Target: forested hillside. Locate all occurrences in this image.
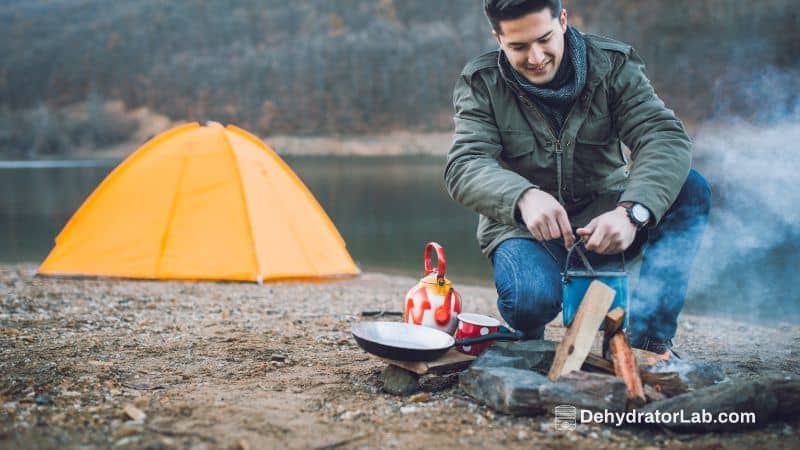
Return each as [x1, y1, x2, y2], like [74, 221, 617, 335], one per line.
[1, 0, 798, 158]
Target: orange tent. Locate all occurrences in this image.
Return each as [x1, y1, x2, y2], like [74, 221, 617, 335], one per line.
[38, 122, 359, 283]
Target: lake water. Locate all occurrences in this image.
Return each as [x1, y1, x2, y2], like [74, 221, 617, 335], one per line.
[0, 156, 492, 282]
[1, 156, 798, 324]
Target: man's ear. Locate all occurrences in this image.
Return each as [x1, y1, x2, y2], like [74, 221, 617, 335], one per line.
[492, 30, 502, 46]
[560, 9, 568, 32]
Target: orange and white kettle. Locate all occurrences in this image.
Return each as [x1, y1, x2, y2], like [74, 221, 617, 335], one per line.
[404, 242, 462, 335]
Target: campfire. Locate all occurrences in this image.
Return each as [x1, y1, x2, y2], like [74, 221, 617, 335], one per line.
[455, 281, 799, 431]
[361, 280, 799, 431]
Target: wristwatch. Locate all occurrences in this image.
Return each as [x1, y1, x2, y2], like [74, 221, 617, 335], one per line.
[622, 202, 651, 229]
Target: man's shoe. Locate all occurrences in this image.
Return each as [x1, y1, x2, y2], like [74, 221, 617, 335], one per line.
[631, 336, 681, 359]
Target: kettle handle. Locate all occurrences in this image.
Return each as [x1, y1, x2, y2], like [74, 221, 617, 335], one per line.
[423, 242, 447, 284]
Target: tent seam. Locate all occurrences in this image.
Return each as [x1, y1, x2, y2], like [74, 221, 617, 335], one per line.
[227, 126, 357, 274]
[155, 150, 190, 277]
[222, 129, 262, 282]
[53, 123, 199, 244]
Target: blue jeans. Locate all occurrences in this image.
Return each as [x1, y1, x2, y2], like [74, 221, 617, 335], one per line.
[491, 169, 711, 345]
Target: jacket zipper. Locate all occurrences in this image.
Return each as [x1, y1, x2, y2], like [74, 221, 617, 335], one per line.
[555, 140, 564, 204]
[518, 95, 578, 206]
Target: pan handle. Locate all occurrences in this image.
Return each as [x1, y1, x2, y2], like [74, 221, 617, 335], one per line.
[455, 329, 523, 346]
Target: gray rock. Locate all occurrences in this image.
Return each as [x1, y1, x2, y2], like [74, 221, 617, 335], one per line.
[492, 339, 557, 374]
[640, 373, 800, 432]
[381, 365, 419, 396]
[539, 371, 627, 412]
[459, 366, 549, 415]
[470, 350, 527, 370]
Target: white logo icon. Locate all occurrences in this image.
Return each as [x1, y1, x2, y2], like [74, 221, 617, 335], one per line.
[554, 405, 577, 431]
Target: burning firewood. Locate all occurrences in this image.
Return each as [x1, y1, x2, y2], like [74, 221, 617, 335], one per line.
[608, 331, 646, 408]
[639, 370, 689, 397]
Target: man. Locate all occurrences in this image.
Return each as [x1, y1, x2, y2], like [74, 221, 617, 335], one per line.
[444, 0, 711, 355]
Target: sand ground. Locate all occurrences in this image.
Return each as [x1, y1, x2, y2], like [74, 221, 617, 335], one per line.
[1, 263, 798, 449]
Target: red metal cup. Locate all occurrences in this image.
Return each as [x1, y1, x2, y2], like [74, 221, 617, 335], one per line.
[455, 313, 501, 356]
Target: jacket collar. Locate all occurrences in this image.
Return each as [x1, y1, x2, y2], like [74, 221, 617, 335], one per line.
[496, 33, 612, 98]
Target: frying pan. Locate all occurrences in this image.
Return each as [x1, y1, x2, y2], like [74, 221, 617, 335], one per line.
[351, 321, 523, 362]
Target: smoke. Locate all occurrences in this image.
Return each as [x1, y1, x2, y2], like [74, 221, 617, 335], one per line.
[685, 67, 800, 324]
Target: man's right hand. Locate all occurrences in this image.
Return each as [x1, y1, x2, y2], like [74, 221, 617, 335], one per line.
[517, 188, 575, 248]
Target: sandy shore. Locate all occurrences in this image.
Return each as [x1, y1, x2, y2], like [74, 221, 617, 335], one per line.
[1, 263, 798, 449]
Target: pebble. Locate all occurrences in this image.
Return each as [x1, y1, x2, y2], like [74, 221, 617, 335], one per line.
[34, 394, 53, 405]
[113, 420, 143, 438]
[400, 406, 418, 414]
[408, 392, 430, 403]
[340, 410, 363, 421]
[122, 404, 146, 421]
[113, 436, 142, 448]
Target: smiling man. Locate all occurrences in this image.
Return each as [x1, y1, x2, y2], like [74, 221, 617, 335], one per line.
[444, 0, 711, 355]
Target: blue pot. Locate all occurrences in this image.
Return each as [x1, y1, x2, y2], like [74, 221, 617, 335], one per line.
[561, 271, 629, 328]
[561, 243, 629, 328]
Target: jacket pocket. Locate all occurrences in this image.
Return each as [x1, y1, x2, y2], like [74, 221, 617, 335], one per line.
[576, 115, 612, 146]
[500, 131, 537, 158]
[574, 117, 626, 193]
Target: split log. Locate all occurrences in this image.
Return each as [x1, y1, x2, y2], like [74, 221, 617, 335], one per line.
[604, 307, 626, 336]
[548, 281, 615, 381]
[639, 371, 689, 397]
[608, 331, 646, 408]
[639, 359, 726, 397]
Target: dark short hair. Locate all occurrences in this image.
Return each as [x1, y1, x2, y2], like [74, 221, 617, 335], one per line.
[484, 0, 562, 34]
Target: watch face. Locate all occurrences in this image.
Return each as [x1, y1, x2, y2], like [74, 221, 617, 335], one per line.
[632, 204, 650, 223]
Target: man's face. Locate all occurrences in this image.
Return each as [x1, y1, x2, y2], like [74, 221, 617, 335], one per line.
[494, 8, 568, 85]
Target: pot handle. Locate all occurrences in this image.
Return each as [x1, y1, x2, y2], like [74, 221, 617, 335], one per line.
[423, 242, 447, 284]
[455, 329, 524, 346]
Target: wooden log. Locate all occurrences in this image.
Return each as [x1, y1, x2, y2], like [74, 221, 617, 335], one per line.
[639, 371, 689, 397]
[583, 352, 615, 374]
[602, 307, 626, 358]
[374, 349, 475, 375]
[548, 281, 615, 381]
[608, 331, 646, 408]
[639, 361, 726, 397]
[604, 307, 626, 336]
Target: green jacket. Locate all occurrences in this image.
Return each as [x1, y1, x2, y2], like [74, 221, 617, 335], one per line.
[444, 33, 691, 257]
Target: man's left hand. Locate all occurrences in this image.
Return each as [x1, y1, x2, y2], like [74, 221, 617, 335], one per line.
[575, 207, 638, 254]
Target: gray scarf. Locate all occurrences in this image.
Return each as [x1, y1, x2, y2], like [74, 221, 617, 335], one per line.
[505, 25, 587, 135]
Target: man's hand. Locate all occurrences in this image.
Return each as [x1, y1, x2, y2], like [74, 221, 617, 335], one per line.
[575, 207, 637, 254]
[517, 188, 575, 247]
